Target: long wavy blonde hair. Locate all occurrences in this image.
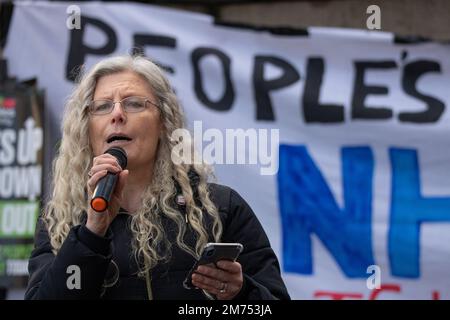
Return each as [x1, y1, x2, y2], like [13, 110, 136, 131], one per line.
[44, 55, 222, 276]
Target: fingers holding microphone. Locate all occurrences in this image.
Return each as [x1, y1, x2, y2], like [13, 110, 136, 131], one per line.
[86, 147, 128, 236]
[87, 154, 123, 194]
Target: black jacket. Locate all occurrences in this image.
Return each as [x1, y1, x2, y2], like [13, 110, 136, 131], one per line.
[25, 183, 290, 300]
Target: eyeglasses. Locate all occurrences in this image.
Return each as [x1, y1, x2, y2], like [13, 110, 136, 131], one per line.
[88, 96, 160, 115]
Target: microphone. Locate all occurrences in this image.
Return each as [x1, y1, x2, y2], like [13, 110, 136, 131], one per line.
[90, 147, 128, 212]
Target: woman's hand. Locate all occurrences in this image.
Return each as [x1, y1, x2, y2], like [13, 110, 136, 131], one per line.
[86, 153, 129, 236]
[191, 260, 243, 300]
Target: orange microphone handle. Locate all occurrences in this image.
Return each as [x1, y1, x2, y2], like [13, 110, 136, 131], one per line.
[91, 196, 108, 212]
[90, 172, 116, 212]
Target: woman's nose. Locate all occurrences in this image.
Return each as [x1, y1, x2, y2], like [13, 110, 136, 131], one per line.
[110, 102, 127, 123]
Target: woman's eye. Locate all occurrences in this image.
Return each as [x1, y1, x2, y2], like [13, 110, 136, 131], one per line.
[125, 100, 144, 109]
[96, 103, 111, 111]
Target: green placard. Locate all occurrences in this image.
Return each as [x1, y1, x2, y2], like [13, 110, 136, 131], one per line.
[0, 244, 34, 277]
[1, 79, 45, 285]
[0, 200, 39, 238]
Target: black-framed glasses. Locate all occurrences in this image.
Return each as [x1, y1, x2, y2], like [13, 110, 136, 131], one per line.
[88, 96, 160, 115]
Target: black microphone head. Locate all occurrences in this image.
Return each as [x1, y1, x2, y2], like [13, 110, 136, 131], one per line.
[106, 147, 127, 169]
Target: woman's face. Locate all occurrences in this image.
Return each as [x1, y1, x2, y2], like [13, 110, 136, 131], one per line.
[88, 70, 163, 170]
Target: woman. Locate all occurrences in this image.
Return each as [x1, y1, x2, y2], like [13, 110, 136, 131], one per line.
[25, 55, 290, 300]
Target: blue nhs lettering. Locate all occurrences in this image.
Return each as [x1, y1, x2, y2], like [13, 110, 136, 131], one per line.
[277, 145, 450, 278]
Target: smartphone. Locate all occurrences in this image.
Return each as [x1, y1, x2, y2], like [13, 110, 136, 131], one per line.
[183, 242, 244, 290]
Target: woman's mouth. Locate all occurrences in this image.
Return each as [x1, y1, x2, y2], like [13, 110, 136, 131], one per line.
[106, 135, 132, 144]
